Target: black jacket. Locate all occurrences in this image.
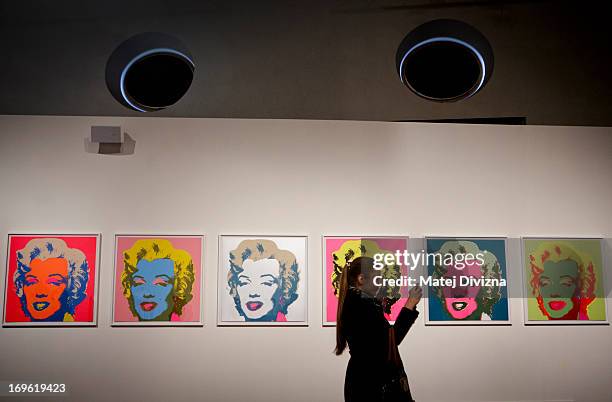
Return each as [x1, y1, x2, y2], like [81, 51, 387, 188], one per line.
[342, 287, 419, 402]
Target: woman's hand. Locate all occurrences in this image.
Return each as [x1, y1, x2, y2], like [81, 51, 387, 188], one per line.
[404, 286, 423, 310]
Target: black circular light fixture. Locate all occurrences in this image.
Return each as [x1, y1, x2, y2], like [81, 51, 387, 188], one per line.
[396, 19, 493, 102]
[106, 32, 195, 112]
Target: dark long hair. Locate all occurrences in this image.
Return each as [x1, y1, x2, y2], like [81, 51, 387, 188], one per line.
[334, 256, 375, 355]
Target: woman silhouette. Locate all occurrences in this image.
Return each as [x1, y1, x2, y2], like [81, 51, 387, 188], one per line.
[335, 256, 422, 402]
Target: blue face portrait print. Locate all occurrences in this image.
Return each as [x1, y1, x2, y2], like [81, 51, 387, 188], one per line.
[130, 259, 175, 321]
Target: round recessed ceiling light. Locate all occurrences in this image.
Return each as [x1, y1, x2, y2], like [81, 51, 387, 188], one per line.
[106, 32, 195, 112]
[396, 19, 493, 102]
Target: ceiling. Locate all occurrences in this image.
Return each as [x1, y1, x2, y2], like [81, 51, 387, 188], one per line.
[0, 0, 610, 126]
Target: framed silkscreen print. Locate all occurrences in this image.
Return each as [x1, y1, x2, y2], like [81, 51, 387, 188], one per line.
[218, 235, 308, 326]
[112, 235, 204, 326]
[3, 233, 100, 327]
[522, 237, 608, 325]
[323, 236, 410, 326]
[424, 237, 510, 325]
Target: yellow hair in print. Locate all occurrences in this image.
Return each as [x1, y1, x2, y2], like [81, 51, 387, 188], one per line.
[121, 239, 195, 316]
[331, 239, 401, 299]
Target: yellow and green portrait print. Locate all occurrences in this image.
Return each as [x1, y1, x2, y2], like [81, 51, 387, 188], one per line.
[523, 238, 607, 324]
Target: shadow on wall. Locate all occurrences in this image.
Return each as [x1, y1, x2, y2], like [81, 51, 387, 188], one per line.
[84, 133, 136, 155]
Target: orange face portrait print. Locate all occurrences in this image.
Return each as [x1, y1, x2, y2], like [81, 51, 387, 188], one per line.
[3, 234, 100, 326]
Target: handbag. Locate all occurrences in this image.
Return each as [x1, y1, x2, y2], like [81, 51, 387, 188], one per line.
[381, 327, 414, 402]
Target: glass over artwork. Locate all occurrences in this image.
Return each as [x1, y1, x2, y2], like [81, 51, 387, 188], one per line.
[3, 234, 100, 326]
[522, 237, 608, 324]
[218, 235, 308, 325]
[425, 237, 509, 325]
[112, 235, 203, 326]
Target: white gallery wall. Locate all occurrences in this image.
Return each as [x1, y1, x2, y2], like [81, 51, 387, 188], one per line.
[0, 115, 610, 402]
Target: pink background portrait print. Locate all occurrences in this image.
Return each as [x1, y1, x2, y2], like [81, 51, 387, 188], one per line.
[324, 236, 409, 325]
[113, 235, 203, 325]
[3, 234, 99, 326]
